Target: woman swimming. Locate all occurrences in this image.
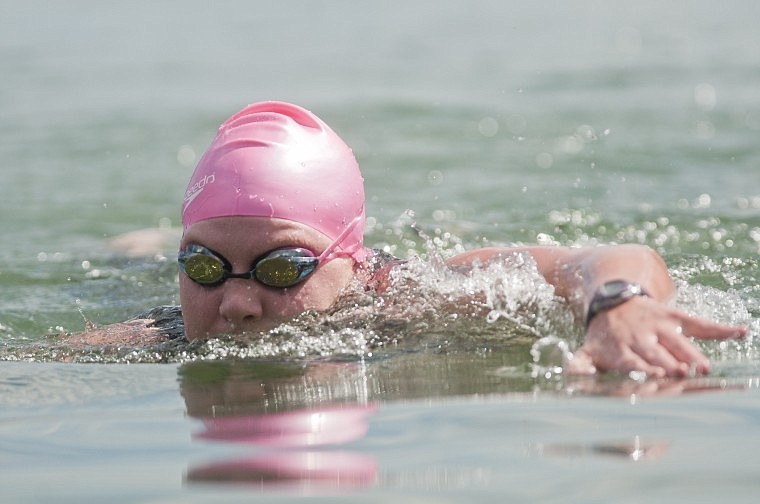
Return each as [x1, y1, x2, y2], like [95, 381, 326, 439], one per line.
[78, 101, 747, 377]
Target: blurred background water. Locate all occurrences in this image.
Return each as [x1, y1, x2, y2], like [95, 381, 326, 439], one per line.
[1, 0, 759, 502]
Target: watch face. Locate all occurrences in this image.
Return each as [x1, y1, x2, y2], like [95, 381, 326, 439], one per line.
[599, 280, 630, 297]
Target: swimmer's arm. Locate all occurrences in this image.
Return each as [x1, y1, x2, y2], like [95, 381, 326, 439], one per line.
[59, 319, 170, 347]
[61, 306, 185, 347]
[447, 244, 674, 303]
[447, 244, 747, 377]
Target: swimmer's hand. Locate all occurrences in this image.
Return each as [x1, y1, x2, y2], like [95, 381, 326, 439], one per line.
[566, 296, 747, 378]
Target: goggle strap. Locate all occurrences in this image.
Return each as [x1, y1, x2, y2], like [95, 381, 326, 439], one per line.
[317, 209, 364, 263]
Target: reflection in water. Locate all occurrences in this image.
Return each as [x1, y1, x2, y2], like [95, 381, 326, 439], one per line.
[180, 351, 537, 489]
[186, 450, 378, 488]
[180, 350, 753, 491]
[196, 405, 377, 447]
[525, 436, 670, 462]
[181, 359, 380, 489]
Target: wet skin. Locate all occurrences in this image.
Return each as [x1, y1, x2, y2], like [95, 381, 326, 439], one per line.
[179, 216, 356, 341]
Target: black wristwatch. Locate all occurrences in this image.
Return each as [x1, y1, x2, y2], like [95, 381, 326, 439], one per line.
[585, 280, 649, 328]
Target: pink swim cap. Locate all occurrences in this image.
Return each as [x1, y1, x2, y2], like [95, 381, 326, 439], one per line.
[182, 101, 366, 262]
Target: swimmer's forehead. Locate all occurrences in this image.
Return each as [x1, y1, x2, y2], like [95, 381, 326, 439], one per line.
[180, 216, 333, 250]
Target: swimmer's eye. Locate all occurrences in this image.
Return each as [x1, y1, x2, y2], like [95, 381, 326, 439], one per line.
[178, 245, 318, 288]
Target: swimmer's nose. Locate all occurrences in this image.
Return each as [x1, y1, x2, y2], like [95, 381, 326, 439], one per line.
[218, 278, 265, 329]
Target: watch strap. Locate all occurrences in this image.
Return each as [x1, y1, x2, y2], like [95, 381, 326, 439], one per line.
[585, 281, 649, 328]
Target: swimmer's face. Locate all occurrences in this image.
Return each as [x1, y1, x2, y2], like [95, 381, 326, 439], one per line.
[179, 216, 356, 341]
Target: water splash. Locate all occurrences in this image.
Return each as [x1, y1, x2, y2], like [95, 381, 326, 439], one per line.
[3, 219, 758, 369]
[529, 335, 572, 379]
[2, 221, 579, 363]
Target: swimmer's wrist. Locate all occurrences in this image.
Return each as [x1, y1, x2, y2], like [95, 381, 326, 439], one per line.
[585, 280, 650, 328]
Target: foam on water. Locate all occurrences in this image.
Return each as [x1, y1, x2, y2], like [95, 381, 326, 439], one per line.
[4, 221, 756, 373]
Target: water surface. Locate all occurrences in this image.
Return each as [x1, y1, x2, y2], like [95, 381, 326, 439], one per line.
[1, 0, 759, 501]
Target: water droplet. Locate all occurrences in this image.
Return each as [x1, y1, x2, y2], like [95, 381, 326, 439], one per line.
[427, 170, 443, 186]
[477, 116, 499, 137]
[177, 144, 196, 166]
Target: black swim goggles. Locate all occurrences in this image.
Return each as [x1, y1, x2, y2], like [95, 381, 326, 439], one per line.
[178, 245, 321, 288]
[178, 213, 364, 288]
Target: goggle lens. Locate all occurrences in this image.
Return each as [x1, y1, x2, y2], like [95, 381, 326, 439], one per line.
[178, 245, 318, 288]
[182, 252, 225, 284]
[255, 256, 301, 286]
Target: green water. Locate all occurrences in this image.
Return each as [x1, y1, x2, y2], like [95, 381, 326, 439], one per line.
[1, 0, 760, 501]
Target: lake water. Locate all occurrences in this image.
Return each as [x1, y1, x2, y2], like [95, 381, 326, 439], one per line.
[1, 0, 760, 502]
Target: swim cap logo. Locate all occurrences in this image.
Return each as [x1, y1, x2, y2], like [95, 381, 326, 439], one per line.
[183, 173, 215, 213]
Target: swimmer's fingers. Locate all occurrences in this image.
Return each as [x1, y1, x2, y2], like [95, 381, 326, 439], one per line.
[629, 329, 691, 377]
[675, 309, 747, 340]
[569, 343, 669, 378]
[575, 297, 671, 376]
[654, 309, 746, 375]
[575, 299, 745, 378]
[563, 348, 596, 375]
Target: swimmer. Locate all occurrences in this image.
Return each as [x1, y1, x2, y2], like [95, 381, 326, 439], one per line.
[80, 101, 747, 377]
